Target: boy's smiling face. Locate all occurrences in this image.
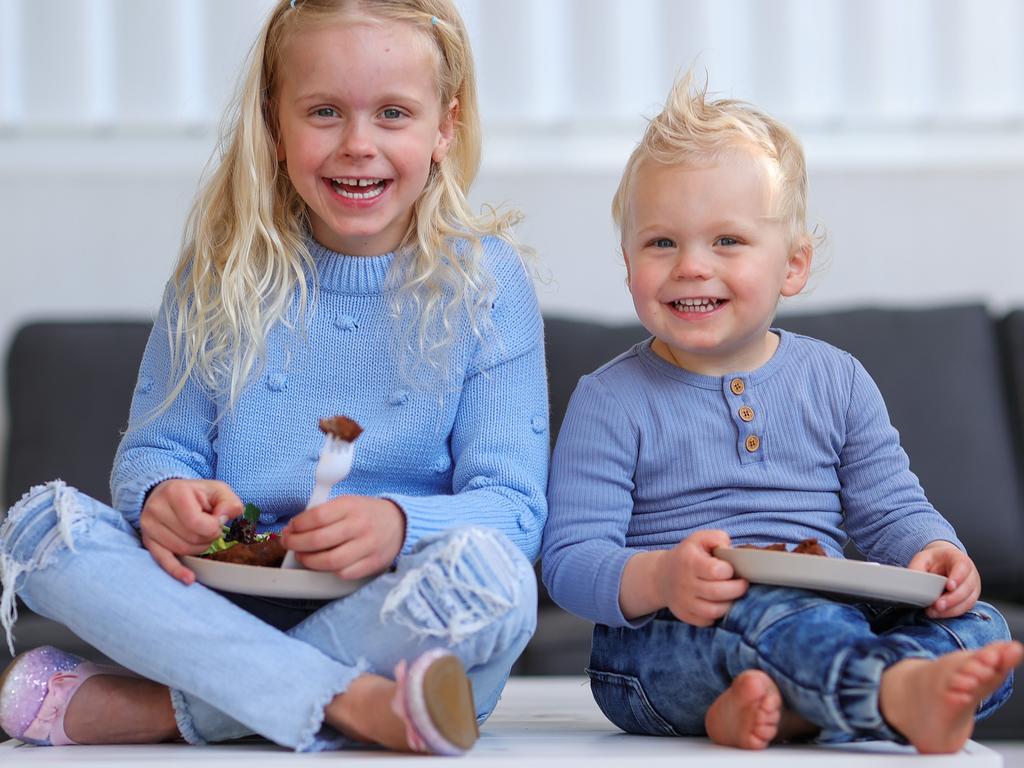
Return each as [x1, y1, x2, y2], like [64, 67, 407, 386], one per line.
[622, 149, 811, 376]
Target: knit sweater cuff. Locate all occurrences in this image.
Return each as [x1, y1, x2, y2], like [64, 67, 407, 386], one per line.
[112, 464, 201, 527]
[596, 548, 657, 629]
[383, 492, 457, 554]
[887, 523, 965, 566]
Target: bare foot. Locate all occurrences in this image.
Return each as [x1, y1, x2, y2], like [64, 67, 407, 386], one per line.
[880, 640, 1024, 754]
[324, 673, 411, 751]
[63, 675, 179, 744]
[705, 670, 784, 749]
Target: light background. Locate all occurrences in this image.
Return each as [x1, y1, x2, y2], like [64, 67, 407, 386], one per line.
[2, 0, 1024, 499]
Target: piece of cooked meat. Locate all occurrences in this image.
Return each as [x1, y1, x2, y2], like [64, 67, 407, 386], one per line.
[206, 537, 286, 567]
[737, 538, 826, 556]
[318, 415, 364, 442]
[792, 538, 827, 556]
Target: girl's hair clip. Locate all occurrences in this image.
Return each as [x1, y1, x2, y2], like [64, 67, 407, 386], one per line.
[431, 15, 439, 25]
[290, 0, 297, 8]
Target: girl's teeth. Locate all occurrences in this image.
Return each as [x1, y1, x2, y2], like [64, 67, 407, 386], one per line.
[335, 177, 382, 187]
[331, 178, 385, 199]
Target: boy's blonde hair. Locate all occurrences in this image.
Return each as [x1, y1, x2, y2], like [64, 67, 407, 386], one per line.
[612, 71, 811, 249]
[163, 0, 519, 411]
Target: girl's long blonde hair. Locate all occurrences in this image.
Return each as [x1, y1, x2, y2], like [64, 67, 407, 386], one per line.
[163, 0, 521, 411]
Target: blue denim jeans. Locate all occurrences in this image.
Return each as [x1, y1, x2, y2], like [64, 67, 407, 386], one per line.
[0, 481, 537, 751]
[588, 584, 1013, 743]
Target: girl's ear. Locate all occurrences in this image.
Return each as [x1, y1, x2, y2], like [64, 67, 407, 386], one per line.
[432, 98, 459, 163]
[780, 237, 812, 298]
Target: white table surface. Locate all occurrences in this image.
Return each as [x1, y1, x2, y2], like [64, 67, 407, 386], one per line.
[0, 677, 1004, 767]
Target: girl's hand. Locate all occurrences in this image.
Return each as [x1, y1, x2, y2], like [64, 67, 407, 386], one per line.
[282, 496, 406, 580]
[140, 478, 244, 585]
[907, 540, 981, 618]
[655, 529, 748, 627]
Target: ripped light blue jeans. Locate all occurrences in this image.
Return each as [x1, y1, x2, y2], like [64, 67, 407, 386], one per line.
[588, 585, 1013, 743]
[0, 481, 537, 751]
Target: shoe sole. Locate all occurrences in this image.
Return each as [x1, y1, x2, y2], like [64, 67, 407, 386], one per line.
[422, 655, 479, 752]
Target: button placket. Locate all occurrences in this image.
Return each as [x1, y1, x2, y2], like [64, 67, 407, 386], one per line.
[724, 376, 764, 464]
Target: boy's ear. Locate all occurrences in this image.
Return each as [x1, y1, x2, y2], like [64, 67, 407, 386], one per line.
[780, 238, 812, 298]
[432, 98, 459, 163]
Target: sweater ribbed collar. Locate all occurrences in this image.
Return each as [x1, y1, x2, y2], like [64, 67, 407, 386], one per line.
[637, 329, 793, 389]
[307, 238, 396, 295]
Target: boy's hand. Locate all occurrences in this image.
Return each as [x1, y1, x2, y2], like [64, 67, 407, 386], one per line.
[140, 478, 244, 585]
[907, 540, 981, 618]
[656, 529, 748, 627]
[282, 496, 406, 579]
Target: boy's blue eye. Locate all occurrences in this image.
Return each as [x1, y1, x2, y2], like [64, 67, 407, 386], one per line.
[716, 236, 739, 247]
[650, 238, 675, 248]
[381, 107, 403, 120]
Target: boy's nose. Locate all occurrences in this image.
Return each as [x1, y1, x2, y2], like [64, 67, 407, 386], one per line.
[671, 248, 712, 280]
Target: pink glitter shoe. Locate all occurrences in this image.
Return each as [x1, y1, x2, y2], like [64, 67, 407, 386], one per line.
[0, 646, 126, 746]
[391, 649, 478, 755]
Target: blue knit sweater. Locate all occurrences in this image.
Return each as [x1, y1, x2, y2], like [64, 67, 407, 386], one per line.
[542, 331, 961, 627]
[111, 237, 549, 561]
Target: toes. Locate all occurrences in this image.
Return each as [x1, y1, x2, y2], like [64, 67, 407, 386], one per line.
[998, 641, 1024, 670]
[759, 690, 782, 715]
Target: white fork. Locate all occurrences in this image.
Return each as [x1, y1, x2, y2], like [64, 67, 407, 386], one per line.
[281, 434, 355, 569]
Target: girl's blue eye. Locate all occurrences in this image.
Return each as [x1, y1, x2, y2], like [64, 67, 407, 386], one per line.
[315, 107, 337, 118]
[381, 107, 403, 120]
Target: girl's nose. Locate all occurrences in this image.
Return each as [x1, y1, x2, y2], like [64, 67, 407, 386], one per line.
[338, 119, 376, 159]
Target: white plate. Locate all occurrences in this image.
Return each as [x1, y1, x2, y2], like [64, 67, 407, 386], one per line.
[713, 547, 946, 607]
[181, 555, 372, 600]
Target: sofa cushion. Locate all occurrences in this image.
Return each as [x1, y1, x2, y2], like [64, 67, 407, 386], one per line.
[1000, 310, 1024, 477]
[4, 321, 151, 508]
[544, 317, 648, 447]
[777, 305, 1024, 597]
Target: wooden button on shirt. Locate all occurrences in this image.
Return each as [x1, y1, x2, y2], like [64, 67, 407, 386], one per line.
[730, 378, 745, 395]
[739, 405, 755, 422]
[745, 435, 761, 452]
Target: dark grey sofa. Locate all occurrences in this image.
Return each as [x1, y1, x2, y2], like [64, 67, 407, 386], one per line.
[3, 305, 1024, 739]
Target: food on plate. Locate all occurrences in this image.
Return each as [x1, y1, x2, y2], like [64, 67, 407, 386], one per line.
[319, 415, 363, 442]
[201, 503, 286, 567]
[206, 537, 286, 567]
[737, 538, 827, 556]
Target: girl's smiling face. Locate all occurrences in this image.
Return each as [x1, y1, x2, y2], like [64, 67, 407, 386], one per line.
[622, 150, 811, 376]
[275, 19, 456, 256]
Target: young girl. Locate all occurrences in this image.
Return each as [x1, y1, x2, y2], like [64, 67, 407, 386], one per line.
[541, 73, 1021, 753]
[0, 0, 547, 755]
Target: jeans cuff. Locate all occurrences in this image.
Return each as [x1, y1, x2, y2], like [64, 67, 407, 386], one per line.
[170, 688, 207, 745]
[834, 635, 933, 742]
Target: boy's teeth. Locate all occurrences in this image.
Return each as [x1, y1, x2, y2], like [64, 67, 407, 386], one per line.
[673, 298, 721, 312]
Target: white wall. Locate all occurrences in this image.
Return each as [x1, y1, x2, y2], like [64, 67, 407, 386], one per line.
[2, 0, 1024, 502]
